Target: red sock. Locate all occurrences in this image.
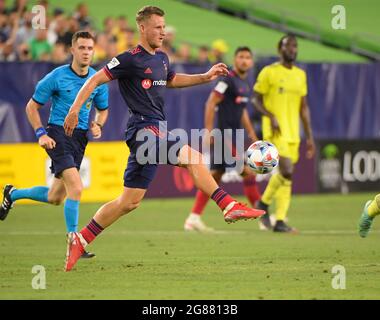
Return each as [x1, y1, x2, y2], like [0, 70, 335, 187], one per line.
[243, 176, 261, 207]
[80, 218, 104, 245]
[211, 187, 235, 210]
[191, 190, 210, 215]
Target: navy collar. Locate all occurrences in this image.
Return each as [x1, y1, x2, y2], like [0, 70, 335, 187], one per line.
[70, 64, 89, 78]
[138, 44, 157, 56]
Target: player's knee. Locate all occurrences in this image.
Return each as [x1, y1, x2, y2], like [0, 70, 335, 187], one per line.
[180, 146, 204, 166]
[242, 167, 255, 178]
[212, 171, 223, 183]
[48, 192, 66, 205]
[279, 162, 294, 180]
[49, 196, 65, 206]
[69, 185, 83, 198]
[281, 171, 293, 180]
[119, 200, 141, 215]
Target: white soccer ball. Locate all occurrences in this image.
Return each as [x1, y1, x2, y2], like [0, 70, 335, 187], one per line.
[246, 140, 279, 174]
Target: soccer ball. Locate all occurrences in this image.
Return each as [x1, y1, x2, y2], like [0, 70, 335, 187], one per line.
[246, 140, 279, 174]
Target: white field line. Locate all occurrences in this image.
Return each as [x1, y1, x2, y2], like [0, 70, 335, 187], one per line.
[0, 229, 378, 236]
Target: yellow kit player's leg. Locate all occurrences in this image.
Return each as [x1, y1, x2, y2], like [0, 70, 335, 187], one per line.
[359, 194, 380, 238]
[273, 142, 299, 222]
[274, 178, 292, 222]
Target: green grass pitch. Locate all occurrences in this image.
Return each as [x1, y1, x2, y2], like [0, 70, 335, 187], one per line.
[0, 193, 379, 299]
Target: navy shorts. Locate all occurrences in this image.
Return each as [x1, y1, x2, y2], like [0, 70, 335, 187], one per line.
[123, 115, 185, 189]
[209, 133, 245, 173]
[45, 124, 88, 178]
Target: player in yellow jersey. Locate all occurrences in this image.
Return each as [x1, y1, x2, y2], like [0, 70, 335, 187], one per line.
[253, 34, 315, 233]
[358, 194, 380, 238]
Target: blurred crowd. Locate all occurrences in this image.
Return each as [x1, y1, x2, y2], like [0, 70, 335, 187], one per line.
[0, 0, 229, 64]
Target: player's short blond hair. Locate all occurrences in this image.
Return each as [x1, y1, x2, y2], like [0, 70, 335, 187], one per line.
[136, 6, 165, 24]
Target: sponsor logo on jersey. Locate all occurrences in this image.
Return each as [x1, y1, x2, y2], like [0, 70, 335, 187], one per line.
[153, 80, 167, 86]
[141, 79, 152, 89]
[141, 79, 167, 89]
[107, 57, 120, 70]
[235, 96, 249, 104]
[144, 67, 153, 74]
[85, 98, 93, 109]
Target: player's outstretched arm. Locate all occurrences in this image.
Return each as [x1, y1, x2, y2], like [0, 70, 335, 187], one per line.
[203, 91, 222, 145]
[300, 96, 315, 159]
[252, 92, 281, 136]
[167, 63, 228, 88]
[25, 99, 56, 149]
[64, 69, 111, 136]
[205, 92, 222, 130]
[241, 108, 258, 143]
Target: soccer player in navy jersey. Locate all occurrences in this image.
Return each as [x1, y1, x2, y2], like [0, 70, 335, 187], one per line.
[63, 6, 265, 271]
[0, 31, 109, 259]
[185, 47, 261, 232]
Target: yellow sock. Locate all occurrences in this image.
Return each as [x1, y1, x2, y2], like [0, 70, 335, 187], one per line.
[368, 194, 380, 218]
[274, 178, 292, 221]
[261, 173, 286, 205]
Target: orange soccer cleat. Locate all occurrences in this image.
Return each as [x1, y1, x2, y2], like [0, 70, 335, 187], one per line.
[64, 232, 86, 272]
[223, 201, 265, 223]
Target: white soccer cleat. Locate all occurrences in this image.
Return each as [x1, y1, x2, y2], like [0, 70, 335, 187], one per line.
[184, 213, 215, 233]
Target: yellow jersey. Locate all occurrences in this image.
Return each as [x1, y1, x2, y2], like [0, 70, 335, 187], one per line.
[254, 62, 307, 143]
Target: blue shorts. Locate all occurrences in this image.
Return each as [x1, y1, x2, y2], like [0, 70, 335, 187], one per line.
[45, 124, 88, 178]
[123, 115, 185, 189]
